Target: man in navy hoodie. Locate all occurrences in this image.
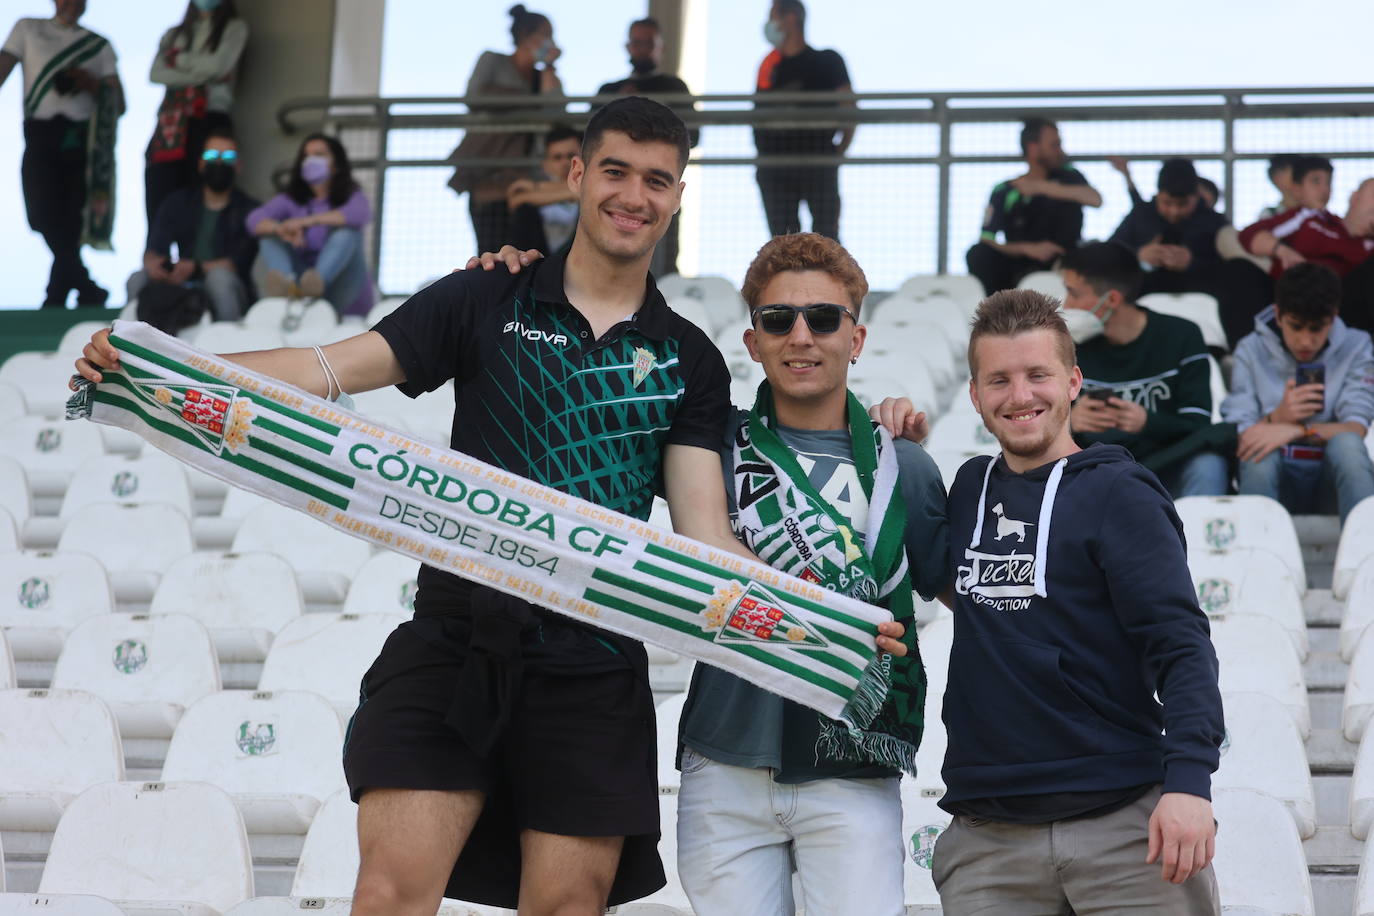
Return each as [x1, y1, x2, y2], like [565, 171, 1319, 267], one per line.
[932, 289, 1224, 913]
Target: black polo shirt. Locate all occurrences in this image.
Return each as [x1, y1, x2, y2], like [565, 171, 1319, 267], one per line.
[372, 250, 731, 668]
[980, 166, 1089, 250]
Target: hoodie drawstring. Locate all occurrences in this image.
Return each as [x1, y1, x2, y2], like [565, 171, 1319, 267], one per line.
[969, 454, 1068, 599]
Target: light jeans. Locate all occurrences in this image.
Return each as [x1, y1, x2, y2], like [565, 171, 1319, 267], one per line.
[1156, 450, 1230, 498]
[258, 226, 367, 315]
[677, 747, 906, 916]
[1237, 430, 1374, 524]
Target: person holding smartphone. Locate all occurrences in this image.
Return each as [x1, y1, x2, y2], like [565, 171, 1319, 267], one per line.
[1223, 262, 1374, 523]
[1062, 243, 1229, 497]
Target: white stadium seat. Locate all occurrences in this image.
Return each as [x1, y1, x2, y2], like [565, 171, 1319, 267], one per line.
[846, 370, 937, 419]
[655, 692, 687, 791]
[57, 503, 194, 602]
[1334, 496, 1374, 599]
[242, 297, 338, 335]
[258, 614, 405, 718]
[231, 503, 372, 603]
[662, 296, 711, 335]
[1348, 723, 1374, 840]
[1213, 692, 1315, 838]
[39, 781, 254, 915]
[51, 614, 220, 739]
[0, 352, 77, 418]
[896, 274, 984, 316]
[1138, 291, 1226, 351]
[1174, 495, 1306, 593]
[0, 630, 13, 689]
[1344, 628, 1374, 742]
[0, 382, 27, 422]
[635, 792, 690, 911]
[1016, 270, 1066, 301]
[1355, 834, 1374, 915]
[657, 274, 746, 333]
[0, 457, 33, 531]
[194, 321, 286, 355]
[926, 410, 998, 457]
[0, 550, 114, 661]
[162, 690, 346, 834]
[899, 777, 948, 913]
[150, 552, 303, 663]
[1187, 548, 1307, 659]
[58, 452, 194, 520]
[1342, 557, 1374, 662]
[1211, 788, 1315, 916]
[289, 789, 356, 897]
[0, 508, 17, 555]
[0, 416, 106, 498]
[341, 551, 421, 616]
[1211, 615, 1309, 738]
[192, 487, 273, 547]
[912, 680, 947, 796]
[0, 687, 124, 831]
[868, 294, 968, 361]
[365, 297, 407, 326]
[55, 322, 113, 358]
[0, 895, 129, 915]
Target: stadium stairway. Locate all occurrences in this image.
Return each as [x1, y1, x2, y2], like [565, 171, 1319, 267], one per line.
[1, 512, 1363, 913]
[1301, 514, 1362, 915]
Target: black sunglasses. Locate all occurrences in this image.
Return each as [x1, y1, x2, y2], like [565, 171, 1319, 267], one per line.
[751, 303, 858, 335]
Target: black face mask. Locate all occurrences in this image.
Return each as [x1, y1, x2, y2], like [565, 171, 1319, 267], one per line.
[202, 163, 236, 192]
[630, 56, 655, 75]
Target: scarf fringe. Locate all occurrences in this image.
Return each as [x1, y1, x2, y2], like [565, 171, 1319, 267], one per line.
[817, 720, 919, 778]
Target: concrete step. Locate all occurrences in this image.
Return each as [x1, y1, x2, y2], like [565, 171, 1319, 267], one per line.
[1309, 727, 1358, 773]
[1306, 588, 1346, 627]
[1313, 872, 1358, 916]
[1316, 774, 1353, 829]
[1307, 651, 1350, 693]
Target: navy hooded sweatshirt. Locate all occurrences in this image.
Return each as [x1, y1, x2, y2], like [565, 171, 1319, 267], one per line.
[940, 444, 1223, 815]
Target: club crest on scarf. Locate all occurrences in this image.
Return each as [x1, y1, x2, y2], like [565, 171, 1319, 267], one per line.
[132, 381, 252, 455]
[701, 580, 829, 648]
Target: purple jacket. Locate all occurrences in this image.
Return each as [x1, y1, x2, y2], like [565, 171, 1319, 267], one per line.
[245, 189, 372, 254]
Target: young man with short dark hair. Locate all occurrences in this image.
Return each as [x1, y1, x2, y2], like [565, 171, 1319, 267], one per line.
[933, 289, 1223, 914]
[1109, 158, 1229, 297]
[1061, 242, 1227, 497]
[966, 118, 1103, 294]
[1223, 262, 1374, 523]
[675, 232, 947, 916]
[79, 96, 830, 916]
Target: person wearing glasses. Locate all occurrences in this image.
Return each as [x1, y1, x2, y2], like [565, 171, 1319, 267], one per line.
[128, 126, 258, 323]
[674, 232, 947, 915]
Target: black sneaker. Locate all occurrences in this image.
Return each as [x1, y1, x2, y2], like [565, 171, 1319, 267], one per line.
[76, 284, 110, 307]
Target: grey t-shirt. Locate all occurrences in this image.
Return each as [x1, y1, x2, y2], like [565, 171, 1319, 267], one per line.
[679, 411, 950, 783]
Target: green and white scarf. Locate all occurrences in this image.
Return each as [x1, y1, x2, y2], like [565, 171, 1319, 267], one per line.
[732, 382, 926, 775]
[22, 31, 109, 120]
[67, 321, 901, 728]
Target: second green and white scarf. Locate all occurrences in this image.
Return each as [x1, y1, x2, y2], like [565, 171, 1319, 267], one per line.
[732, 382, 926, 775]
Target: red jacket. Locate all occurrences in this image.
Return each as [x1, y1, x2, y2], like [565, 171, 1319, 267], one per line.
[1240, 207, 1374, 280]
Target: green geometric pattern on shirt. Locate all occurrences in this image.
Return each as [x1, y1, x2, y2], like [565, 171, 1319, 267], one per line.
[476, 295, 683, 521]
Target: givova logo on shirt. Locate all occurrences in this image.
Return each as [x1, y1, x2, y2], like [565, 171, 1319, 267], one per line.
[503, 320, 569, 347]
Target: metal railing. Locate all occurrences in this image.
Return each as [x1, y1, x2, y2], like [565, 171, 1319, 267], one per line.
[275, 87, 1374, 297]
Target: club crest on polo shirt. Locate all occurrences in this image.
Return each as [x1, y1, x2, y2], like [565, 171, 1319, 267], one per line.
[631, 346, 657, 388]
[503, 320, 569, 347]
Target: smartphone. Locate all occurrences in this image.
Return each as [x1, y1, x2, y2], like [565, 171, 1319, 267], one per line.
[1084, 386, 1115, 403]
[1296, 362, 1325, 388]
[1296, 362, 1325, 412]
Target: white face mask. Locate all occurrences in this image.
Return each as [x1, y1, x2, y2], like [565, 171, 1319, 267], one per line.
[1062, 292, 1117, 344]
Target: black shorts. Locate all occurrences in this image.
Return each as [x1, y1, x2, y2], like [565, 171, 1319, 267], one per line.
[342, 616, 665, 907]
